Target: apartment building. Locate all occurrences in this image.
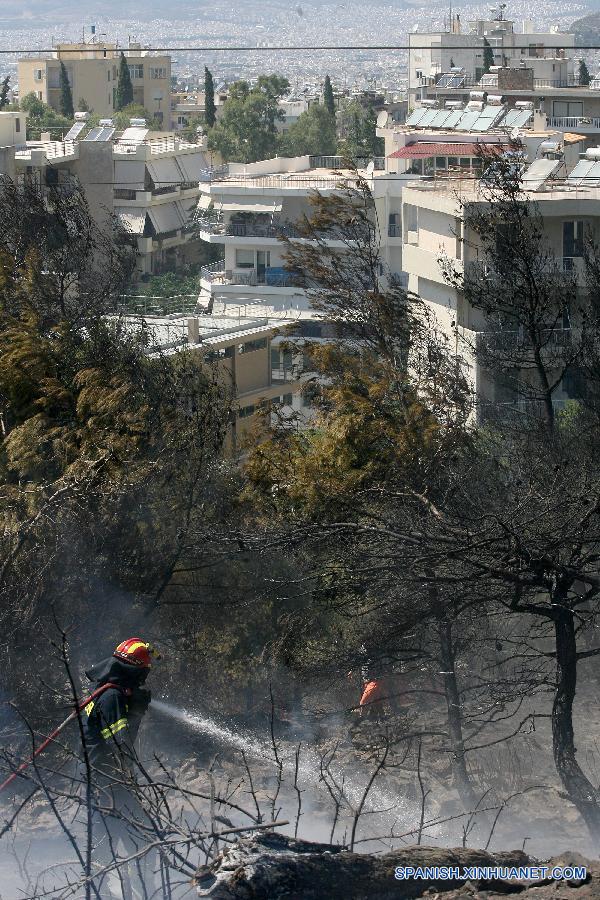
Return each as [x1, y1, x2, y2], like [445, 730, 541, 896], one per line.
[409, 11, 576, 100]
[399, 143, 595, 417]
[113, 127, 210, 275]
[0, 111, 209, 277]
[196, 154, 370, 319]
[127, 313, 313, 446]
[18, 42, 171, 126]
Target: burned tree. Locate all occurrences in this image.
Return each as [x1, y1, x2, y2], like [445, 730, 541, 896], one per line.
[440, 144, 594, 430]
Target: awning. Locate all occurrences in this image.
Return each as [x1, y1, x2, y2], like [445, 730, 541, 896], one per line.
[563, 133, 587, 145]
[115, 207, 146, 235]
[114, 159, 146, 191]
[177, 200, 197, 228]
[217, 198, 283, 213]
[389, 142, 506, 159]
[148, 203, 184, 234]
[146, 157, 183, 189]
[178, 151, 210, 183]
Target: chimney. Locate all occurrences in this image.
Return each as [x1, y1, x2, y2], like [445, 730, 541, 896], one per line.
[187, 317, 200, 343]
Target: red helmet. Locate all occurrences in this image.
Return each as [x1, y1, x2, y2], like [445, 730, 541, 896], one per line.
[113, 638, 156, 668]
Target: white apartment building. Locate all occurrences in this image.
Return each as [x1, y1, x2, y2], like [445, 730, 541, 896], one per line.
[0, 112, 210, 277]
[112, 126, 210, 275]
[409, 12, 576, 99]
[196, 154, 373, 320]
[399, 146, 596, 417]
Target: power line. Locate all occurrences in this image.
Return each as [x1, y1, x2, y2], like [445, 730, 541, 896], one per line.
[5, 44, 600, 54]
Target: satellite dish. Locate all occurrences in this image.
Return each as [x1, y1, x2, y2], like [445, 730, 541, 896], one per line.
[377, 110, 389, 128]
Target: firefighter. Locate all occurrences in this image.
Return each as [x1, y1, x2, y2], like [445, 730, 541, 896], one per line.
[83, 638, 157, 900]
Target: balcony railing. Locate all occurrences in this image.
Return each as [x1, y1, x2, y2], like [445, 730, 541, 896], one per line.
[476, 327, 572, 352]
[309, 155, 385, 170]
[198, 218, 303, 239]
[549, 116, 600, 130]
[424, 73, 579, 91]
[200, 260, 297, 287]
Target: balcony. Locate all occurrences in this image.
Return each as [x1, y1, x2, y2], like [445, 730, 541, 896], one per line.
[198, 217, 303, 239]
[476, 327, 572, 354]
[548, 116, 600, 132]
[200, 259, 298, 288]
[423, 73, 579, 92]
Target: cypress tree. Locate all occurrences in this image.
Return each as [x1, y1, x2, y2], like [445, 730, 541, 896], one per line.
[323, 74, 335, 116]
[579, 58, 591, 86]
[116, 52, 134, 111]
[204, 66, 216, 127]
[483, 38, 494, 74]
[59, 62, 74, 119]
[0, 75, 10, 111]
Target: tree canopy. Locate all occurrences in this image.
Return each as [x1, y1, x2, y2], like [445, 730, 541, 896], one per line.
[115, 51, 134, 111]
[279, 103, 337, 157]
[207, 75, 290, 163]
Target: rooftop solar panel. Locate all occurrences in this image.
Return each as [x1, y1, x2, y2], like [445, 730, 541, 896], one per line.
[522, 158, 561, 191]
[436, 74, 453, 88]
[443, 110, 464, 129]
[471, 105, 505, 132]
[64, 121, 86, 141]
[499, 109, 520, 128]
[405, 109, 426, 126]
[449, 74, 466, 88]
[456, 111, 481, 130]
[96, 126, 115, 141]
[83, 127, 103, 142]
[417, 108, 440, 127]
[567, 159, 595, 184]
[511, 111, 533, 128]
[429, 110, 452, 128]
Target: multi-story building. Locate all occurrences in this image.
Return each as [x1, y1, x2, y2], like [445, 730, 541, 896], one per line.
[0, 111, 210, 277]
[112, 127, 210, 275]
[399, 146, 594, 418]
[409, 11, 576, 101]
[195, 154, 391, 320]
[127, 313, 314, 446]
[18, 42, 171, 126]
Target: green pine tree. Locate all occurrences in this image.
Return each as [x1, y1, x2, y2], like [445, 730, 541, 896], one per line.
[0, 76, 10, 111]
[59, 62, 74, 119]
[323, 75, 335, 116]
[115, 52, 134, 111]
[204, 66, 216, 128]
[579, 58, 591, 86]
[483, 38, 495, 74]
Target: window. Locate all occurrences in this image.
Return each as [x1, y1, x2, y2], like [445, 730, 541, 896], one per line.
[204, 346, 234, 362]
[563, 220, 584, 258]
[128, 64, 144, 80]
[238, 338, 267, 354]
[107, 71, 111, 82]
[435, 157, 447, 170]
[34, 68, 43, 82]
[235, 249, 255, 269]
[552, 100, 583, 118]
[15, 119, 20, 134]
[281, 394, 293, 406]
[150, 67, 167, 79]
[238, 404, 255, 419]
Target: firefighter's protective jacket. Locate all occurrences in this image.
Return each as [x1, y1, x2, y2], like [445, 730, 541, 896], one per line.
[83, 656, 149, 767]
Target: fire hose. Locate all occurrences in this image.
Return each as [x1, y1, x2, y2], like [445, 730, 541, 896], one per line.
[0, 682, 127, 794]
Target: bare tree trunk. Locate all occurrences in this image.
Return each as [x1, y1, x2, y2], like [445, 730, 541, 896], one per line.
[437, 615, 479, 813]
[552, 601, 600, 845]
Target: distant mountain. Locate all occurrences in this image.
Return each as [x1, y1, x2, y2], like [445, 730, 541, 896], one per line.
[570, 11, 600, 46]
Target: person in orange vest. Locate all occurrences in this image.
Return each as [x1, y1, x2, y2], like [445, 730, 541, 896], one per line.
[83, 638, 158, 900]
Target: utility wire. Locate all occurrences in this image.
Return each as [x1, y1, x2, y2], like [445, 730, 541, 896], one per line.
[5, 44, 600, 53]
